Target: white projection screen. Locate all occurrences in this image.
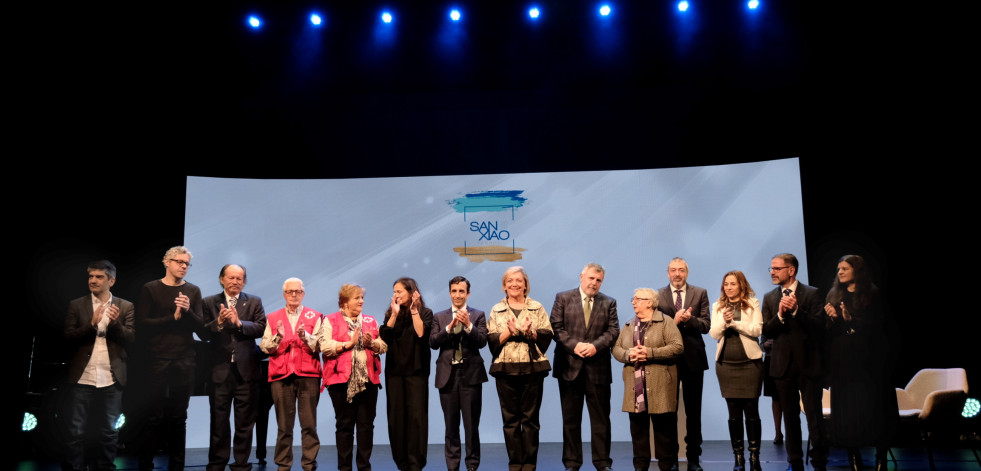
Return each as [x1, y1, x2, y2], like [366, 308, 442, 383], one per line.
[182, 157, 810, 448]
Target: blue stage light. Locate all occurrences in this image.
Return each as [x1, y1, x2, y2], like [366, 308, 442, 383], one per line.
[381, 11, 393, 24]
[310, 14, 322, 26]
[247, 15, 261, 29]
[678, 1, 689, 11]
[599, 4, 612, 16]
[528, 7, 540, 19]
[449, 9, 461, 21]
[748, 0, 759, 9]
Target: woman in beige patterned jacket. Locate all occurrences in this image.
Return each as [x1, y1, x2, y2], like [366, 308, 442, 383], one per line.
[487, 266, 553, 471]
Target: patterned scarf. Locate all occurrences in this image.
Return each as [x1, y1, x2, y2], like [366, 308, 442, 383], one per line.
[633, 317, 651, 413]
[344, 315, 368, 402]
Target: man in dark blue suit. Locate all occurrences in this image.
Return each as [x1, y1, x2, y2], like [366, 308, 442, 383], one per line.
[551, 263, 619, 471]
[657, 257, 711, 471]
[761, 253, 827, 471]
[202, 264, 267, 471]
[430, 276, 488, 471]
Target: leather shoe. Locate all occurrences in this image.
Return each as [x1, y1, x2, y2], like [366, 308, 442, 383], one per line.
[688, 462, 703, 471]
[565, 468, 579, 471]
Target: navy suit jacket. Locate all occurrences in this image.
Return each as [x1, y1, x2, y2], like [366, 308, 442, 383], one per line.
[64, 295, 136, 387]
[761, 282, 824, 378]
[429, 306, 489, 389]
[657, 284, 711, 371]
[550, 288, 619, 383]
[201, 291, 267, 383]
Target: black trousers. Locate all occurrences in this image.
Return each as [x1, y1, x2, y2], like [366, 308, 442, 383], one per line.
[208, 363, 259, 471]
[386, 374, 429, 471]
[775, 369, 827, 467]
[328, 383, 379, 471]
[439, 365, 483, 471]
[139, 357, 194, 471]
[67, 383, 123, 471]
[558, 375, 612, 470]
[496, 373, 545, 471]
[628, 411, 679, 471]
[678, 364, 705, 460]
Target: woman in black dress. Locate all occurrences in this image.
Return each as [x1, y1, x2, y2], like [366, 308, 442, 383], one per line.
[709, 271, 764, 471]
[380, 277, 433, 471]
[824, 255, 899, 471]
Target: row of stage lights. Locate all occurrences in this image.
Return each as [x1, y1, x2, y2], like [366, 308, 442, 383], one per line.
[246, 1, 762, 29]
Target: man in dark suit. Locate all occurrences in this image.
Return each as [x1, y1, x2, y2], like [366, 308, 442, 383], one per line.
[430, 276, 488, 471]
[761, 253, 827, 471]
[551, 263, 620, 471]
[657, 257, 710, 471]
[64, 260, 135, 471]
[201, 264, 267, 471]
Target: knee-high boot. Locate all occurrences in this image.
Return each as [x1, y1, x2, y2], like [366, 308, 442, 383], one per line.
[728, 419, 745, 471]
[746, 418, 762, 471]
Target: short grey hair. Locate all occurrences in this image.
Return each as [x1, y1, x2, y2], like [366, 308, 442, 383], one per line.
[162, 246, 192, 266]
[282, 277, 304, 290]
[581, 262, 605, 275]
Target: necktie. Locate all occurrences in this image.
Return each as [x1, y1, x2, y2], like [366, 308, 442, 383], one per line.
[228, 296, 238, 362]
[783, 289, 791, 296]
[583, 297, 592, 327]
[674, 289, 683, 311]
[453, 310, 463, 364]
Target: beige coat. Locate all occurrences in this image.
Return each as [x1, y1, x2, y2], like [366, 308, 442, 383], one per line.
[612, 310, 684, 414]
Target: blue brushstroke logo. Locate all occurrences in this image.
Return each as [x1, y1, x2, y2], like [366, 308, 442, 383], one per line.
[447, 191, 527, 216]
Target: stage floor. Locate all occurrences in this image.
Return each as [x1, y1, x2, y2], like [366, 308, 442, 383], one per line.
[14, 440, 981, 471]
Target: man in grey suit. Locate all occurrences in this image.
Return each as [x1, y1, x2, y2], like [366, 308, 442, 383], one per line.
[64, 259, 135, 471]
[551, 263, 620, 471]
[430, 276, 488, 471]
[201, 264, 267, 471]
[657, 257, 710, 471]
[761, 253, 827, 471]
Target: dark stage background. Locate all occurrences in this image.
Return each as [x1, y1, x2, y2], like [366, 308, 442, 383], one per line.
[11, 0, 974, 458]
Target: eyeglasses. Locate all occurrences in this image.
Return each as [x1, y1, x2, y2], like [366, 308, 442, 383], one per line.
[632, 297, 652, 302]
[768, 266, 790, 272]
[284, 290, 305, 296]
[168, 259, 192, 267]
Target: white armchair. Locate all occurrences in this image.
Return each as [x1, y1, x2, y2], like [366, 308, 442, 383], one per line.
[896, 368, 968, 420]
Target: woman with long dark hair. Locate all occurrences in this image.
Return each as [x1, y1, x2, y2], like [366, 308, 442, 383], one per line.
[824, 255, 898, 471]
[380, 277, 433, 471]
[709, 271, 764, 471]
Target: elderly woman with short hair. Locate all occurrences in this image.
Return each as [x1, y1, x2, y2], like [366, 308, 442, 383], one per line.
[613, 288, 684, 471]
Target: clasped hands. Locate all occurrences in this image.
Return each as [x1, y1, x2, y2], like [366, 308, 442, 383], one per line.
[173, 292, 190, 320]
[823, 302, 851, 322]
[91, 302, 120, 327]
[506, 316, 536, 339]
[627, 344, 648, 364]
[218, 304, 241, 328]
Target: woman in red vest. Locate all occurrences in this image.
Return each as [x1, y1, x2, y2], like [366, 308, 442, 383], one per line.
[321, 284, 387, 471]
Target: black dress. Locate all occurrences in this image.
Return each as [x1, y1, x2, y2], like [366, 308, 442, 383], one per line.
[827, 288, 899, 448]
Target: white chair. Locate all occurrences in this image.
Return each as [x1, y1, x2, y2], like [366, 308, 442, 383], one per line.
[896, 368, 970, 470]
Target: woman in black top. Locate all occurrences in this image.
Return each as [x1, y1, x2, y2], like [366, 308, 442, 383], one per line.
[380, 277, 433, 471]
[824, 255, 898, 471]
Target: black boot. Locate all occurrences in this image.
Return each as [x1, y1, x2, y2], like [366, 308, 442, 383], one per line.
[746, 418, 762, 471]
[847, 448, 863, 471]
[728, 419, 745, 471]
[874, 447, 889, 471]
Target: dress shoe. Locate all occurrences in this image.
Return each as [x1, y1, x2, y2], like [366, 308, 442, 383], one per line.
[688, 462, 703, 471]
[565, 468, 579, 471]
[773, 435, 784, 445]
